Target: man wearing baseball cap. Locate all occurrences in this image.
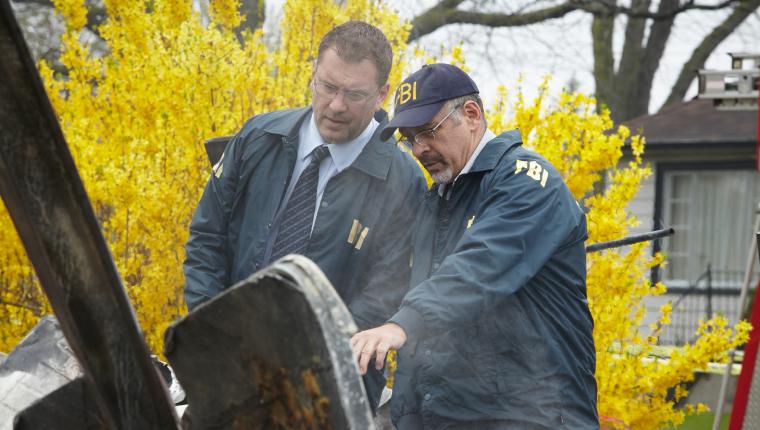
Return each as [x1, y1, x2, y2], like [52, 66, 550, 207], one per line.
[352, 64, 598, 429]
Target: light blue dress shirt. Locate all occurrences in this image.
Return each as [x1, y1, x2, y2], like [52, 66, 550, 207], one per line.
[281, 112, 379, 230]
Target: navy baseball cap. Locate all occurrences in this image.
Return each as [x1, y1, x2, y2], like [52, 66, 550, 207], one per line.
[380, 63, 479, 141]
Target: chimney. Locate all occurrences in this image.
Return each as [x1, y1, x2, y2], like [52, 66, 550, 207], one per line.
[698, 52, 759, 111]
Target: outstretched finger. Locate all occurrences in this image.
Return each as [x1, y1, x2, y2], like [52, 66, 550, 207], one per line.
[351, 336, 366, 362]
[374, 343, 390, 371]
[357, 339, 378, 375]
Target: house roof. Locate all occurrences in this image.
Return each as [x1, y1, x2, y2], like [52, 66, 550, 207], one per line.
[623, 98, 758, 147]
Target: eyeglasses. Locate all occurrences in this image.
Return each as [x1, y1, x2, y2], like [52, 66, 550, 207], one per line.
[312, 77, 377, 104]
[404, 105, 460, 146]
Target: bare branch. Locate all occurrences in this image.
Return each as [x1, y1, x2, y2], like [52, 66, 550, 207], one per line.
[584, 0, 741, 20]
[0, 298, 43, 314]
[407, 0, 742, 43]
[408, 1, 579, 42]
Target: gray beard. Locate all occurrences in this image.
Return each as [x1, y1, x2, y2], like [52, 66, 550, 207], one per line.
[431, 168, 453, 185]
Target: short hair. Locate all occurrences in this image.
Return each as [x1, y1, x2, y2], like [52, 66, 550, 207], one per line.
[317, 21, 393, 87]
[446, 93, 487, 128]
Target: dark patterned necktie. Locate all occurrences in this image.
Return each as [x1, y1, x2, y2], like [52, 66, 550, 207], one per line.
[270, 145, 330, 261]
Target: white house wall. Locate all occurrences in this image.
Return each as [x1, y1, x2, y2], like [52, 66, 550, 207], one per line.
[626, 168, 656, 236]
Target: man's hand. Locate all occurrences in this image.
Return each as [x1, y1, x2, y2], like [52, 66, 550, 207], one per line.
[350, 323, 407, 375]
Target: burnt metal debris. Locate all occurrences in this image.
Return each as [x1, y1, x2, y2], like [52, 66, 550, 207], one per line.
[1, 257, 374, 429]
[0, 316, 180, 429]
[164, 256, 374, 429]
[13, 377, 105, 430]
[0, 317, 83, 428]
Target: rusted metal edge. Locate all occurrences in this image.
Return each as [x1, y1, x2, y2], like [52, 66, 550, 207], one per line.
[164, 255, 374, 429]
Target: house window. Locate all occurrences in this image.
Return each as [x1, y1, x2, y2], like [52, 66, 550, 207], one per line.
[660, 168, 760, 288]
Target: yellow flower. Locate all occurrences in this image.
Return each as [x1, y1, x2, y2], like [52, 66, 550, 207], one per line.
[52, 0, 87, 30]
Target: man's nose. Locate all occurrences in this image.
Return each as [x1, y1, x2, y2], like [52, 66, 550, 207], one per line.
[411, 141, 428, 158]
[328, 93, 348, 112]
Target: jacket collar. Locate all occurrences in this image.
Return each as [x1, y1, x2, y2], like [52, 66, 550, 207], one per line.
[468, 129, 523, 173]
[261, 107, 393, 180]
[350, 109, 392, 180]
[424, 129, 523, 203]
[259, 107, 311, 137]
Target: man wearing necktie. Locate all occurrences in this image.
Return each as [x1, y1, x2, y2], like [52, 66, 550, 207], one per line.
[182, 21, 426, 410]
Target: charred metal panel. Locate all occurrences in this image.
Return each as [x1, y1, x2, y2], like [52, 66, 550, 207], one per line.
[165, 256, 374, 430]
[0, 1, 177, 427]
[13, 377, 105, 430]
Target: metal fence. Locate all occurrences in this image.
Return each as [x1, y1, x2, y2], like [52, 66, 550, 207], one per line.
[655, 267, 749, 346]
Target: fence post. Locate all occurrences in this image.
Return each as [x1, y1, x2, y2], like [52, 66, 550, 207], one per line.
[707, 264, 713, 319]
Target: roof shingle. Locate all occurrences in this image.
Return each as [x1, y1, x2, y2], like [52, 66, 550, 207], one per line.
[624, 98, 757, 146]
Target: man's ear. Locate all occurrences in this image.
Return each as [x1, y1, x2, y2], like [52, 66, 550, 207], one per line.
[375, 83, 390, 111]
[462, 100, 482, 128]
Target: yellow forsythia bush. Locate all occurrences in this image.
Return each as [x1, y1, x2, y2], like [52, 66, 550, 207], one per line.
[0, 1, 750, 428]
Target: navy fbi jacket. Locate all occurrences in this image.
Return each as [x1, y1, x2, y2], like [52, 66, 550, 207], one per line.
[183, 108, 426, 408]
[389, 130, 598, 429]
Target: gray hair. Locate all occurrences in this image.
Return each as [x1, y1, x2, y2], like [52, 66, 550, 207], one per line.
[445, 93, 487, 128]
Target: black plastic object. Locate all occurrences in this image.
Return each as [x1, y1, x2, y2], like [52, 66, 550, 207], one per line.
[204, 136, 231, 167]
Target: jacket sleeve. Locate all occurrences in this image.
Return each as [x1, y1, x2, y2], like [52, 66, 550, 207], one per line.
[347, 165, 427, 331]
[390, 155, 585, 341]
[183, 133, 244, 311]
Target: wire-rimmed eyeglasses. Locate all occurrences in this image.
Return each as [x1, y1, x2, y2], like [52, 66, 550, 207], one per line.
[312, 76, 377, 105]
[400, 104, 461, 147]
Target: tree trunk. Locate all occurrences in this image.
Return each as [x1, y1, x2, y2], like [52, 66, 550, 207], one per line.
[236, 0, 264, 38]
[591, 12, 616, 115]
[614, 0, 651, 121]
[629, 0, 677, 118]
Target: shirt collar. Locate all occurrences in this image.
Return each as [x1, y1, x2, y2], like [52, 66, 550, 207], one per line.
[438, 128, 496, 196]
[300, 112, 379, 172]
[459, 129, 495, 178]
